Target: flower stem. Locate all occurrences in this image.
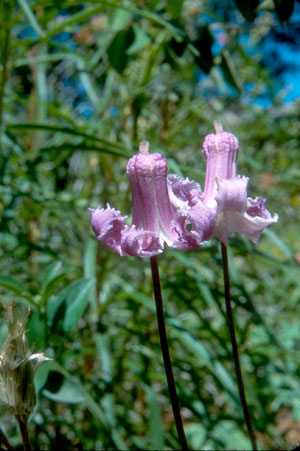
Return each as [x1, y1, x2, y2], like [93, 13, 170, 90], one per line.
[15, 415, 32, 451]
[150, 256, 188, 451]
[0, 427, 13, 450]
[221, 242, 257, 451]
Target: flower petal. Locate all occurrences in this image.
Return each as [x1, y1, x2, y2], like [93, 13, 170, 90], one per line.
[172, 201, 216, 248]
[89, 205, 128, 255]
[202, 131, 239, 204]
[213, 199, 278, 244]
[246, 197, 272, 219]
[127, 152, 180, 246]
[121, 226, 163, 257]
[215, 176, 248, 213]
[167, 174, 202, 209]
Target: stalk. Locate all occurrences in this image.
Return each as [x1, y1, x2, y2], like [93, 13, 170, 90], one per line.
[221, 242, 257, 451]
[15, 414, 32, 451]
[150, 256, 188, 451]
[0, 427, 13, 450]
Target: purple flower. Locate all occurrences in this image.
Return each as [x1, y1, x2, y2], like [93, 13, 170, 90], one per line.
[201, 121, 278, 244]
[89, 141, 215, 257]
[167, 121, 278, 245]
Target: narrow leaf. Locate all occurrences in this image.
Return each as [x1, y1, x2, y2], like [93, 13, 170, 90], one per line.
[166, 0, 184, 18]
[63, 278, 95, 331]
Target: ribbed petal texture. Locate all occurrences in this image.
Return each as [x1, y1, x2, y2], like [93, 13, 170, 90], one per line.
[202, 128, 278, 244]
[89, 142, 216, 257]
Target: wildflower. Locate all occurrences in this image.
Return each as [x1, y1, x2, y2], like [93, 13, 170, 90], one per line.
[167, 122, 278, 245]
[201, 121, 278, 244]
[89, 141, 215, 257]
[0, 303, 50, 419]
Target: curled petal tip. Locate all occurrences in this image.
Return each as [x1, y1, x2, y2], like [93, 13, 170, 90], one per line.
[167, 174, 202, 208]
[121, 227, 163, 257]
[172, 202, 216, 249]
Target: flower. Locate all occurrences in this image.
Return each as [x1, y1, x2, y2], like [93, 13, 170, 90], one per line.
[201, 121, 278, 244]
[89, 141, 216, 257]
[167, 121, 278, 245]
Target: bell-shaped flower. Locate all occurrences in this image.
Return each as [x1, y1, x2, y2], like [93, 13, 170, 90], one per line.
[89, 141, 216, 258]
[201, 121, 278, 244]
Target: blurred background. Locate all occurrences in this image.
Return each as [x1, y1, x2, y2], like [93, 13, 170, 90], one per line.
[0, 0, 299, 449]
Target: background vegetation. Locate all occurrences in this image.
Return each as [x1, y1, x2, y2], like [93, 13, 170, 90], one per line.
[0, 0, 299, 449]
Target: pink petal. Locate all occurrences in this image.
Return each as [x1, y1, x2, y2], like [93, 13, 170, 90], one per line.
[213, 200, 278, 245]
[89, 205, 128, 255]
[246, 197, 272, 219]
[202, 131, 239, 204]
[215, 176, 248, 213]
[121, 226, 163, 257]
[172, 201, 216, 248]
[167, 174, 202, 208]
[127, 152, 179, 245]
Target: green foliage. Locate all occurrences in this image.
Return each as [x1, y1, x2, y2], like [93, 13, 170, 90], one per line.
[0, 0, 299, 449]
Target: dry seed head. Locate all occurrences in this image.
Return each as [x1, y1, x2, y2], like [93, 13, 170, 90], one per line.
[0, 303, 51, 419]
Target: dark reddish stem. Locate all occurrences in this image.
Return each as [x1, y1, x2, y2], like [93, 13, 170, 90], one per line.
[15, 415, 32, 451]
[150, 256, 189, 451]
[0, 427, 13, 450]
[221, 242, 257, 451]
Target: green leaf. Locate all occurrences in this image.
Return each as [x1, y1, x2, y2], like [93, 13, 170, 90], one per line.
[41, 272, 73, 307]
[27, 310, 46, 349]
[185, 423, 206, 450]
[63, 278, 96, 331]
[234, 0, 259, 22]
[264, 229, 295, 261]
[6, 123, 131, 155]
[40, 143, 130, 158]
[220, 50, 242, 93]
[144, 385, 164, 450]
[35, 360, 52, 394]
[107, 27, 135, 74]
[127, 25, 151, 55]
[169, 318, 239, 403]
[17, 0, 45, 37]
[110, 8, 131, 32]
[51, 362, 126, 450]
[41, 262, 63, 292]
[43, 379, 85, 404]
[166, 0, 184, 18]
[0, 275, 31, 300]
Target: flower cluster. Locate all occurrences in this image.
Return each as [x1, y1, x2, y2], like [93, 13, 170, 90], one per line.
[89, 124, 278, 257]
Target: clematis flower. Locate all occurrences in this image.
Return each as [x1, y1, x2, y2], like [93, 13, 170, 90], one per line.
[201, 121, 278, 244]
[89, 141, 216, 258]
[167, 122, 278, 245]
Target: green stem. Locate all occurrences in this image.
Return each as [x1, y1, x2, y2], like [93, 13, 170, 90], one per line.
[221, 242, 257, 451]
[150, 256, 189, 451]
